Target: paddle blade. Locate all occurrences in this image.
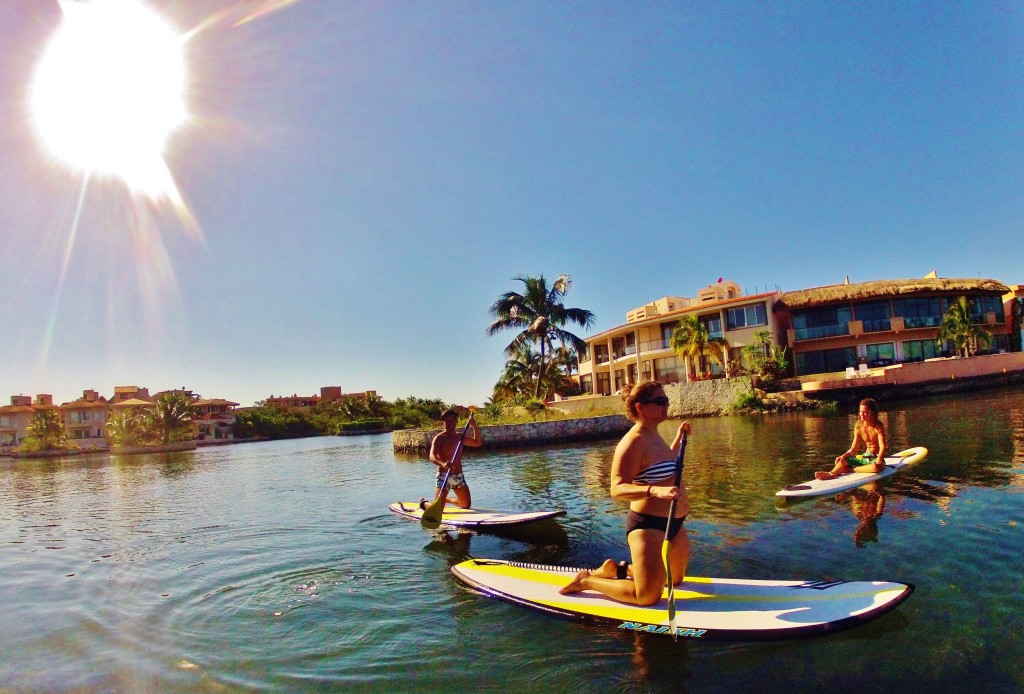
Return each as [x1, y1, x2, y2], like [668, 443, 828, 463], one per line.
[420, 498, 445, 528]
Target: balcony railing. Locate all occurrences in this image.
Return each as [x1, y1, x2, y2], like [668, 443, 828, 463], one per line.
[640, 338, 670, 352]
[901, 316, 942, 328]
[794, 323, 850, 341]
[595, 354, 610, 365]
[613, 345, 637, 359]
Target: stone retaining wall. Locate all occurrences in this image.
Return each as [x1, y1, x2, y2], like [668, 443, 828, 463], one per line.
[663, 379, 749, 417]
[553, 379, 751, 419]
[392, 414, 631, 453]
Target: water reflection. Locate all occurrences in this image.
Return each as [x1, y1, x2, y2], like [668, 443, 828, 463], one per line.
[836, 482, 885, 548]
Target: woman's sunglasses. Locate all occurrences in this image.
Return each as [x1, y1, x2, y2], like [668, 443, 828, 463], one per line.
[638, 395, 670, 406]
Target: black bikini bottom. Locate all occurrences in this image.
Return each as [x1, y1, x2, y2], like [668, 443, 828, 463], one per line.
[626, 509, 687, 541]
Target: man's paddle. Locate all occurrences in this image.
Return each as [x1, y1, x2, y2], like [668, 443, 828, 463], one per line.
[662, 432, 687, 640]
[421, 413, 475, 529]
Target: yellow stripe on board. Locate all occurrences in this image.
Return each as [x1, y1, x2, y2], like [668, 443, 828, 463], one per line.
[466, 562, 905, 604]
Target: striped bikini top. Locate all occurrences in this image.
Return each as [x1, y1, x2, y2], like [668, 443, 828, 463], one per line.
[633, 458, 681, 484]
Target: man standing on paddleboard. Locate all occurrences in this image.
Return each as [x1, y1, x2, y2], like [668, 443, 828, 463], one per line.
[424, 408, 483, 511]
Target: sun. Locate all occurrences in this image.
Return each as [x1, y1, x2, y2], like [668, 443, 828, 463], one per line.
[30, 0, 188, 197]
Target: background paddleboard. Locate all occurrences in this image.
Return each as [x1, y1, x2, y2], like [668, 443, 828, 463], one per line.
[389, 502, 566, 528]
[452, 558, 913, 641]
[776, 446, 929, 498]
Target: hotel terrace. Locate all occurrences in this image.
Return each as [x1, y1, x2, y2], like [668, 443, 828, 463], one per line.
[575, 275, 1024, 398]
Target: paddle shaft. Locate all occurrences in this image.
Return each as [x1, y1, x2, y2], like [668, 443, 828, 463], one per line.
[662, 433, 687, 639]
[421, 413, 475, 526]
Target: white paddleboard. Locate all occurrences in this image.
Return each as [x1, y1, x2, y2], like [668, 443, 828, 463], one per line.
[452, 558, 913, 641]
[776, 446, 929, 498]
[389, 502, 566, 528]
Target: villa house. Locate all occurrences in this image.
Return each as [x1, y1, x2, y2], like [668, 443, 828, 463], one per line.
[576, 280, 784, 396]
[194, 398, 240, 441]
[0, 395, 36, 449]
[61, 389, 110, 450]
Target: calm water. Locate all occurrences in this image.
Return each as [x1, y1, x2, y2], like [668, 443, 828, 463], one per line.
[2, 388, 1023, 693]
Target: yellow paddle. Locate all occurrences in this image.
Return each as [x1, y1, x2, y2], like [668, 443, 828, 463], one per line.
[421, 413, 475, 529]
[662, 433, 687, 640]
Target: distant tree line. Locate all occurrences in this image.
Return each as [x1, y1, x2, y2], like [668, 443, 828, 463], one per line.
[232, 395, 451, 440]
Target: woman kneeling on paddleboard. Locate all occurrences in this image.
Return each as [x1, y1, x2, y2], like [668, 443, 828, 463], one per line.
[560, 381, 691, 606]
[816, 398, 887, 480]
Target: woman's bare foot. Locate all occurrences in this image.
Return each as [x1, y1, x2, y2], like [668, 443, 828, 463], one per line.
[590, 559, 619, 579]
[815, 471, 836, 480]
[559, 569, 590, 595]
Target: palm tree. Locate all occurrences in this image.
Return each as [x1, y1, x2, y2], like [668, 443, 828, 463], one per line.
[153, 392, 195, 444]
[937, 296, 993, 357]
[486, 274, 595, 399]
[23, 409, 68, 451]
[669, 314, 729, 380]
[106, 409, 148, 447]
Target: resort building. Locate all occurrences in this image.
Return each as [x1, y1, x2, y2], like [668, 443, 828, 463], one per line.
[776, 277, 1013, 377]
[576, 280, 784, 396]
[572, 273, 1024, 406]
[265, 387, 379, 412]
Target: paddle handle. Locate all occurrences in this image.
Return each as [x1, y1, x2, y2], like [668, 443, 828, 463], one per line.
[662, 433, 687, 640]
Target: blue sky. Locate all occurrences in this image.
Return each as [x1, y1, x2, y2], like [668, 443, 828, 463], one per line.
[1, 0, 1023, 408]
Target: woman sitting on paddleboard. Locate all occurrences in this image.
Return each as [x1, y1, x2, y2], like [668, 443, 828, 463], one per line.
[815, 398, 887, 480]
[560, 381, 691, 606]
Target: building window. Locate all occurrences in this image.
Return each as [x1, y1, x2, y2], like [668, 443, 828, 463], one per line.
[902, 339, 939, 362]
[597, 373, 611, 396]
[660, 322, 676, 347]
[579, 374, 593, 394]
[864, 342, 896, 366]
[969, 296, 1005, 324]
[653, 355, 687, 384]
[893, 297, 945, 328]
[792, 306, 852, 340]
[700, 316, 723, 340]
[795, 346, 857, 375]
[725, 303, 767, 330]
[854, 300, 891, 333]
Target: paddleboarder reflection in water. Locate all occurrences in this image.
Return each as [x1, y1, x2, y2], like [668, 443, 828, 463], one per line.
[423, 408, 483, 511]
[838, 482, 886, 547]
[560, 381, 691, 606]
[815, 398, 887, 480]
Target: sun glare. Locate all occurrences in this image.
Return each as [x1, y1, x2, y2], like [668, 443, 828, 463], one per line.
[30, 0, 187, 196]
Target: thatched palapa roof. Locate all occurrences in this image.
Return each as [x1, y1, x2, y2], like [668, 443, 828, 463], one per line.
[776, 278, 1009, 310]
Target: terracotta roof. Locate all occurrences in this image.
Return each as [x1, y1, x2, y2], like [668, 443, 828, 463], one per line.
[776, 278, 1009, 310]
[60, 400, 108, 408]
[0, 405, 35, 414]
[194, 398, 239, 406]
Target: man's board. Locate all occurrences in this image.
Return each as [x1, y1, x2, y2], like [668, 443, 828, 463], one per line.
[776, 446, 929, 498]
[451, 558, 913, 641]
[389, 502, 566, 528]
